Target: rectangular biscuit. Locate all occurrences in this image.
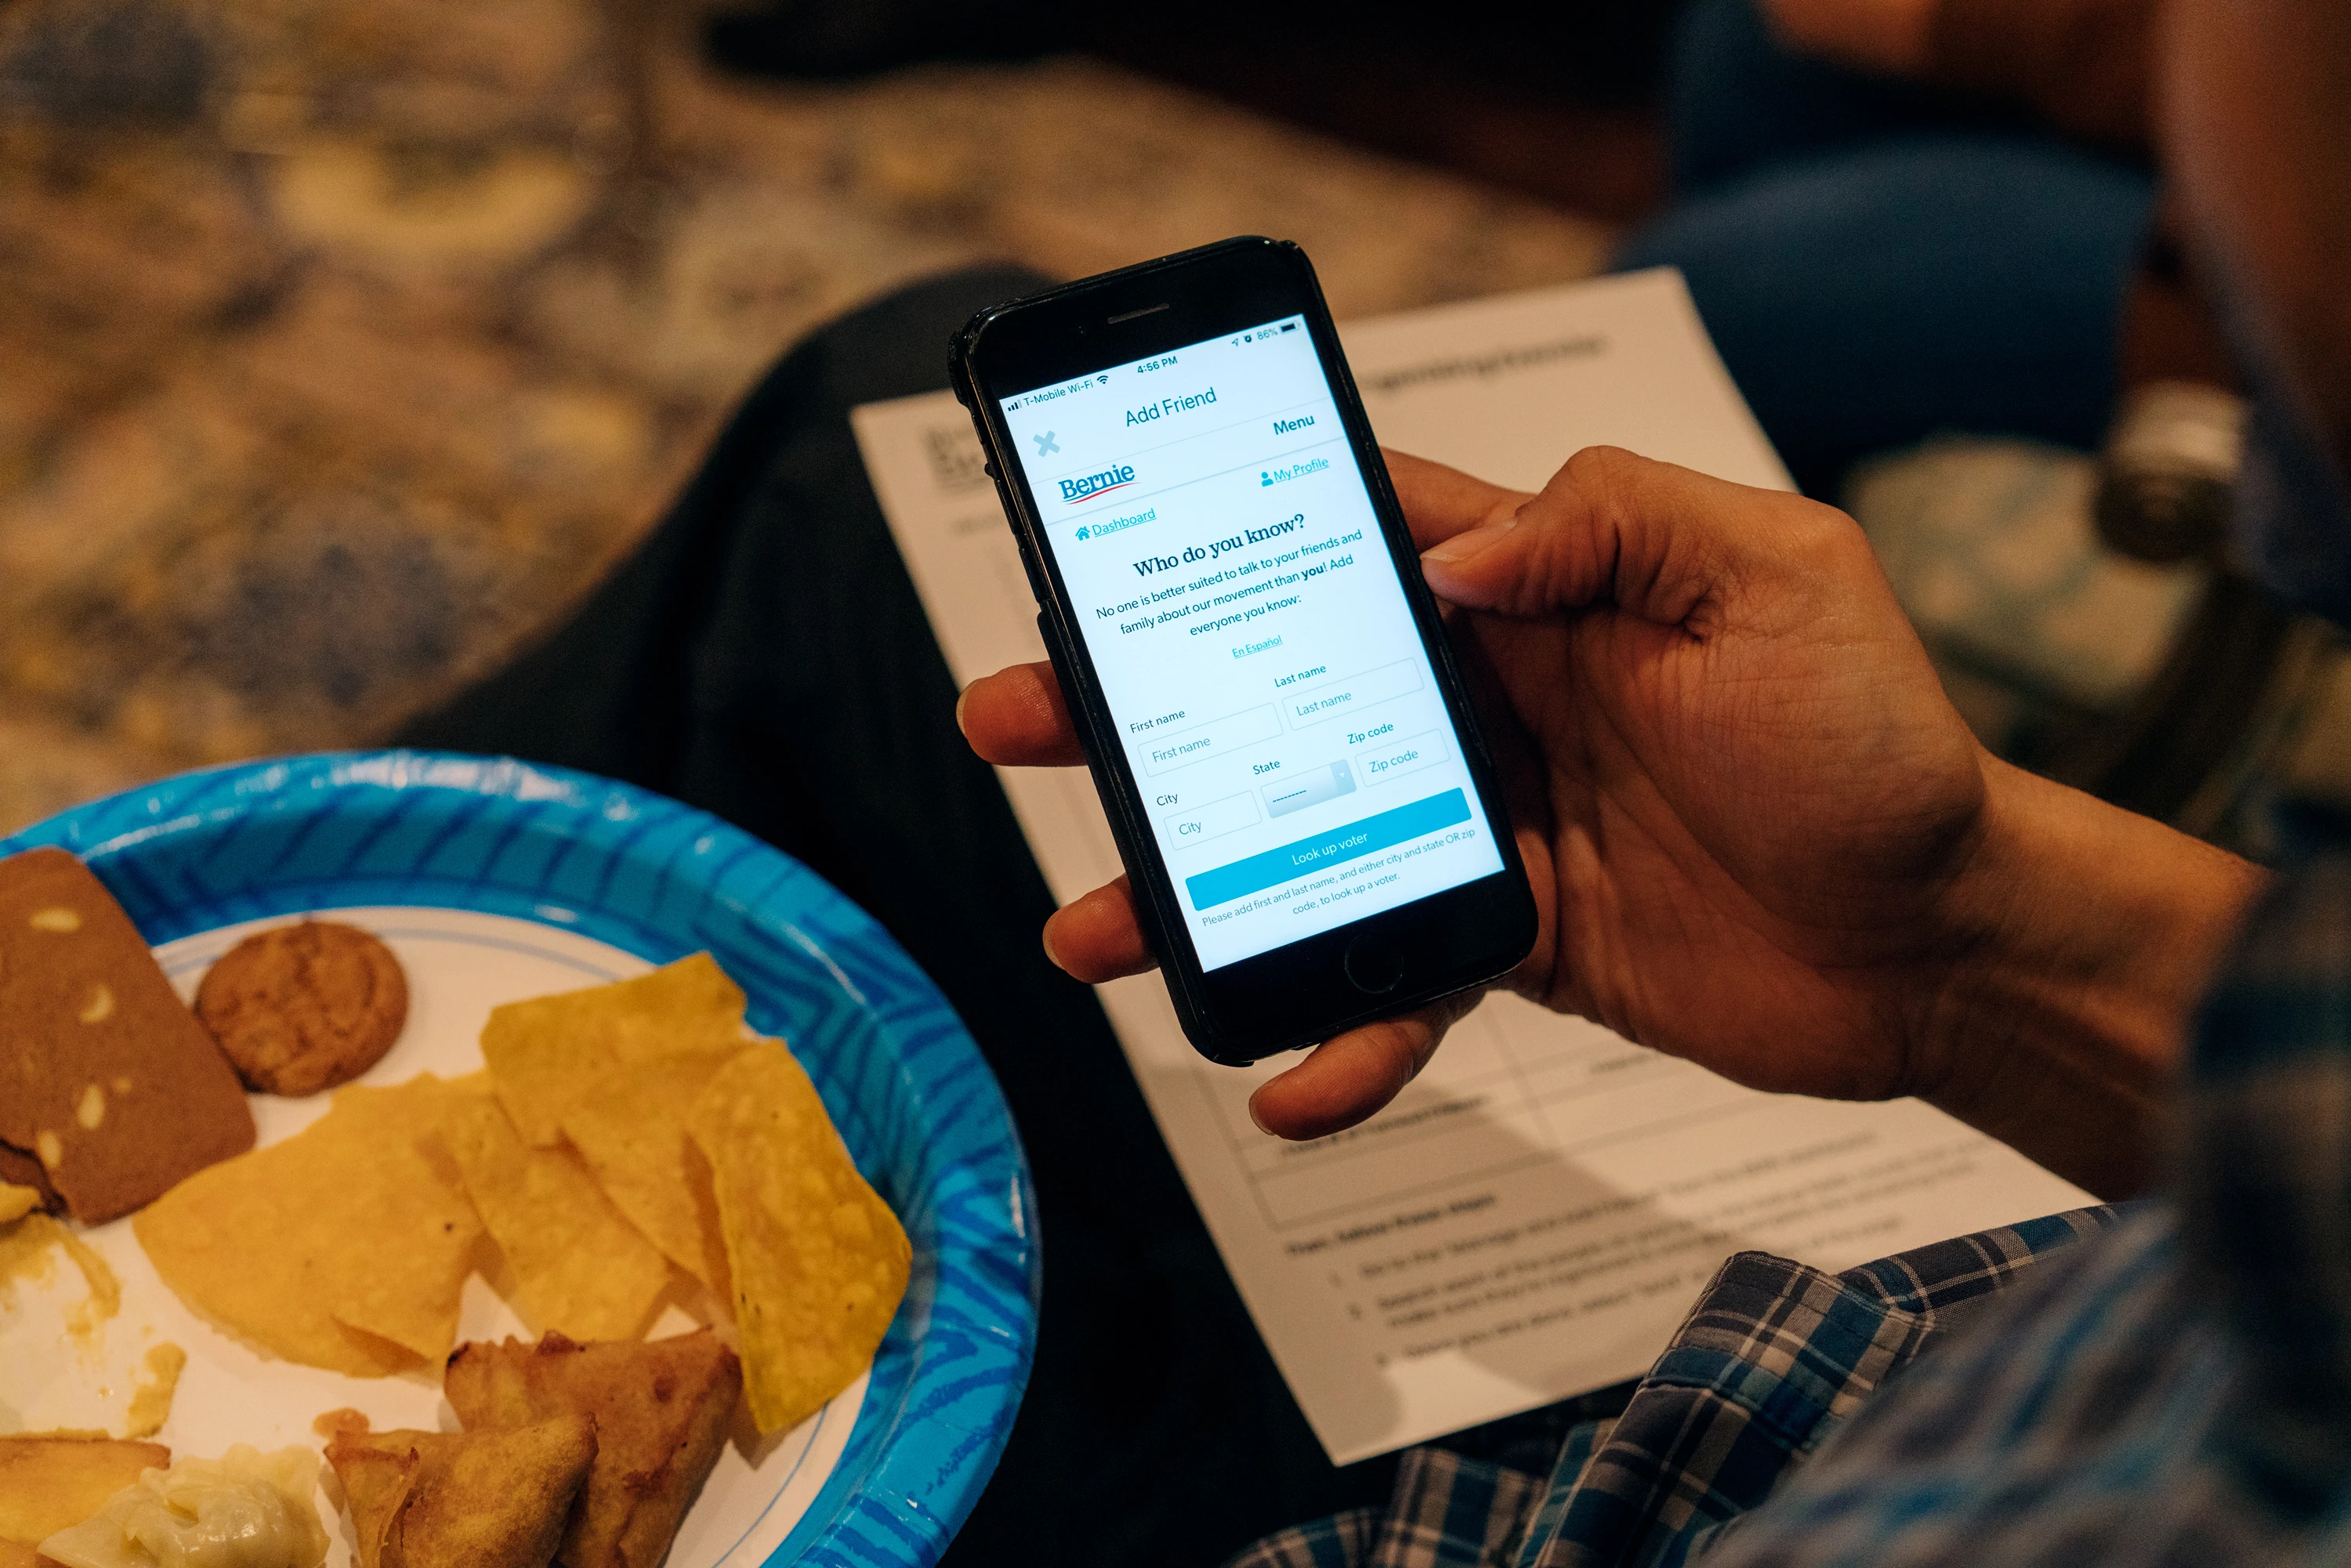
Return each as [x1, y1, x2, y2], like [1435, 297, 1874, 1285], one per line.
[0, 848, 254, 1224]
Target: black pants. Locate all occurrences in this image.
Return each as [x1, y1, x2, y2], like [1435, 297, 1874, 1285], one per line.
[400, 267, 1402, 1567]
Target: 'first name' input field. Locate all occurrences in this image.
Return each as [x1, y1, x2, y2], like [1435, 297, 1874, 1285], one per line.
[1141, 704, 1281, 776]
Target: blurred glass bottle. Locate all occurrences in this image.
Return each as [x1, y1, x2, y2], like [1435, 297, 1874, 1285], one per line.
[2096, 378, 2247, 563]
[2095, 211, 2247, 563]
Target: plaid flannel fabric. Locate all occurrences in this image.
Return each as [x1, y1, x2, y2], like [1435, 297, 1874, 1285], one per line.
[1226, 1208, 2120, 1568]
[1229, 856, 2351, 1568]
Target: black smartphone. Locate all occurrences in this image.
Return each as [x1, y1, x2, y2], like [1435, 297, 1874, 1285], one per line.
[951, 236, 1537, 1066]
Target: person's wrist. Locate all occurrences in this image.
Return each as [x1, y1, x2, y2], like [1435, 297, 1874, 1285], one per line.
[1904, 755, 2265, 1194]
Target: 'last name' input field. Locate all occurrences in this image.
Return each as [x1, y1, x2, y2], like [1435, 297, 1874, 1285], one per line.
[1284, 659, 1424, 729]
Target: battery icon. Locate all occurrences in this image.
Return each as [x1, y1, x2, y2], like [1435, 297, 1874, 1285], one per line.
[1280, 323, 1298, 331]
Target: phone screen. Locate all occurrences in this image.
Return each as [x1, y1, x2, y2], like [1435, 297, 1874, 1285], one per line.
[998, 315, 1506, 972]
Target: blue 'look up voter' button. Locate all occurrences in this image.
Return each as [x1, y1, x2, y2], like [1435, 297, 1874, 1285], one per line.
[1185, 788, 1472, 910]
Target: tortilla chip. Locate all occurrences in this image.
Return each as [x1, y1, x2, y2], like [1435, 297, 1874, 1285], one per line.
[326, 1418, 594, 1568]
[445, 1329, 742, 1568]
[0, 1435, 170, 1544]
[133, 1075, 487, 1375]
[481, 955, 748, 1148]
[690, 1046, 908, 1434]
[560, 1051, 741, 1296]
[440, 1099, 670, 1342]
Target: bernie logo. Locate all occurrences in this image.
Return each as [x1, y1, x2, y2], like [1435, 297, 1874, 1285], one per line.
[1060, 465, 1136, 503]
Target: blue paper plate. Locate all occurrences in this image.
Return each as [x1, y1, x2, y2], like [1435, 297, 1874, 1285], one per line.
[0, 750, 1038, 1568]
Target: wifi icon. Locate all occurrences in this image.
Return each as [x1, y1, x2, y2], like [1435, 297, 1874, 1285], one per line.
[1097, 375, 1110, 385]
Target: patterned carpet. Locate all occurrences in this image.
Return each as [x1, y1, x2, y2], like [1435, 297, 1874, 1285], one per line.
[0, 0, 1610, 831]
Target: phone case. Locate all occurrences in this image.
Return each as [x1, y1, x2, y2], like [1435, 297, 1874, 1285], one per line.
[947, 237, 1531, 1066]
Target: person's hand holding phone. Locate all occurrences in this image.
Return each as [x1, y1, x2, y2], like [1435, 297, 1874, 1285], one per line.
[962, 446, 2260, 1196]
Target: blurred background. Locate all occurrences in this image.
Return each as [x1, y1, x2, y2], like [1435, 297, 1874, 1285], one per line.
[3, 0, 2346, 853]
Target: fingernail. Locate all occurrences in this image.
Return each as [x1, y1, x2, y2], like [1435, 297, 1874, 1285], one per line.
[954, 683, 972, 735]
[1422, 518, 1516, 566]
[1247, 1092, 1272, 1135]
[1040, 922, 1063, 971]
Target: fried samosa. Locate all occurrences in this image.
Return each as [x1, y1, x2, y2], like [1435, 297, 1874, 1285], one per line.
[444, 1330, 741, 1568]
[324, 1418, 594, 1568]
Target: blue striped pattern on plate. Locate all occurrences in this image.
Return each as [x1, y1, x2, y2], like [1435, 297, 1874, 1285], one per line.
[0, 750, 1038, 1568]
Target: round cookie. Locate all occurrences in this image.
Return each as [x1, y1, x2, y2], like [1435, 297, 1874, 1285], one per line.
[194, 922, 409, 1096]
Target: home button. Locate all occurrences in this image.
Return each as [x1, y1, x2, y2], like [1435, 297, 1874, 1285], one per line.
[1342, 934, 1404, 995]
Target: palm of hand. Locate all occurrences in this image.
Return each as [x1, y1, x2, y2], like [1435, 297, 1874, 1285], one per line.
[1451, 483, 1989, 1105]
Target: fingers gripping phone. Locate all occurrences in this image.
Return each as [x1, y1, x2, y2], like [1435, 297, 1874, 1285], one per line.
[951, 237, 1537, 1066]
